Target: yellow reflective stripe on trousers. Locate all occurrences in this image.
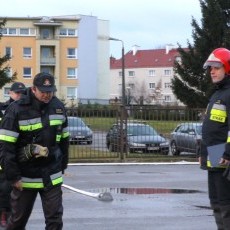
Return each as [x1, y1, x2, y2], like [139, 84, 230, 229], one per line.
[22, 171, 63, 189]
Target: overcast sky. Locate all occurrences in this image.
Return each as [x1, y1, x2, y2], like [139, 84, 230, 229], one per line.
[1, 0, 202, 58]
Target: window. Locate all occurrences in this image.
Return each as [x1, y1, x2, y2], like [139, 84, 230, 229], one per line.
[164, 69, 171, 76]
[128, 71, 135, 77]
[20, 28, 29, 35]
[9, 28, 16, 35]
[67, 48, 77, 59]
[5, 47, 12, 57]
[68, 29, 76, 36]
[23, 67, 32, 78]
[67, 68, 77, 79]
[149, 83, 155, 89]
[164, 83, 171, 88]
[40, 67, 52, 74]
[40, 28, 52, 39]
[165, 95, 171, 102]
[149, 70, 155, 76]
[60, 29, 67, 35]
[59, 28, 77, 36]
[23, 47, 32, 58]
[0, 28, 7, 34]
[4, 87, 10, 98]
[118, 71, 122, 77]
[67, 87, 77, 98]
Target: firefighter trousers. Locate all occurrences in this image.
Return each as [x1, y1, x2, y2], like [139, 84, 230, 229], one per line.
[7, 184, 63, 230]
[0, 171, 11, 212]
[208, 170, 230, 230]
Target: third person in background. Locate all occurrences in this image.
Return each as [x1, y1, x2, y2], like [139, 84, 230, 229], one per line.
[0, 82, 26, 228]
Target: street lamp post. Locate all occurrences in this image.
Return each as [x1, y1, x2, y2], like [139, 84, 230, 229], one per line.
[109, 37, 126, 105]
[109, 37, 126, 160]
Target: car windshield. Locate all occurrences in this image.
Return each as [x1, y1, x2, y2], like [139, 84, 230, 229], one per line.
[127, 125, 158, 136]
[68, 117, 85, 127]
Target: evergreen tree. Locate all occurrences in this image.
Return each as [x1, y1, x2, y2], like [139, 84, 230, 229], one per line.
[172, 0, 230, 108]
[0, 19, 17, 88]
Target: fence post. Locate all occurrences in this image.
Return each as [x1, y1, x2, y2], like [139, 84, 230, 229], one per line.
[119, 105, 127, 161]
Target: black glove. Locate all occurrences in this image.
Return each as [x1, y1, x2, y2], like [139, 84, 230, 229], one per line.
[18, 144, 49, 162]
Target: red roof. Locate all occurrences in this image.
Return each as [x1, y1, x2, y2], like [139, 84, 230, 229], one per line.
[110, 48, 182, 69]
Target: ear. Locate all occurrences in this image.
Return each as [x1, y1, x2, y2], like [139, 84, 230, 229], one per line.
[31, 86, 36, 94]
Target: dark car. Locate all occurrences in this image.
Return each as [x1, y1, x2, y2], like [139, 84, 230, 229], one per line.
[170, 122, 202, 155]
[106, 121, 169, 155]
[67, 116, 93, 144]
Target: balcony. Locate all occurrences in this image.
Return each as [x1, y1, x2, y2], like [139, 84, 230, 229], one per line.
[40, 57, 56, 66]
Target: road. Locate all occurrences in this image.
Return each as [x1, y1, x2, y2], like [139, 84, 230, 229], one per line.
[25, 162, 216, 230]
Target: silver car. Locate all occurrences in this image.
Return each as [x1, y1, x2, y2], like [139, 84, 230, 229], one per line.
[67, 116, 93, 145]
[170, 122, 202, 155]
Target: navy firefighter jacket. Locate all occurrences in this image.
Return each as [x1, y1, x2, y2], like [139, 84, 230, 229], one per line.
[0, 88, 69, 188]
[201, 77, 230, 169]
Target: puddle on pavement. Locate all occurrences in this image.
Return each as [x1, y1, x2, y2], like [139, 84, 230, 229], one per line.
[94, 188, 203, 195]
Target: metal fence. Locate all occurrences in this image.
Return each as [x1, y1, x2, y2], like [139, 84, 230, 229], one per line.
[66, 106, 204, 162]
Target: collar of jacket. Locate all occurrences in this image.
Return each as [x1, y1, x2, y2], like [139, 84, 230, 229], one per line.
[19, 87, 50, 111]
[215, 75, 230, 90]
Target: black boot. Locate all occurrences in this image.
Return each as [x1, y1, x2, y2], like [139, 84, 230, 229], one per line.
[212, 204, 224, 230]
[220, 204, 230, 230]
[0, 211, 7, 228]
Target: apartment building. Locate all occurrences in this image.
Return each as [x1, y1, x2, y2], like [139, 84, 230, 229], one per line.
[110, 45, 183, 106]
[0, 15, 110, 105]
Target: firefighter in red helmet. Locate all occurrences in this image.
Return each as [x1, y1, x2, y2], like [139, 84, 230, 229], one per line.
[201, 48, 230, 229]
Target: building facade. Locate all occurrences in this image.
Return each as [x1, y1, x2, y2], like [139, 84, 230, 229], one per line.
[110, 45, 183, 106]
[0, 15, 110, 105]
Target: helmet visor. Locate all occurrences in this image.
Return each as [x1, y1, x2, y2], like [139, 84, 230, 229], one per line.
[203, 61, 223, 69]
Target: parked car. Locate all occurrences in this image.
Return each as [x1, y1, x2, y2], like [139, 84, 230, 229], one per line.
[106, 121, 169, 155]
[170, 122, 202, 155]
[67, 116, 93, 144]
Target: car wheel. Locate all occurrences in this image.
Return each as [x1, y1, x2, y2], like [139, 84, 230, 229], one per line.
[161, 150, 169, 155]
[87, 140, 92, 145]
[171, 141, 180, 156]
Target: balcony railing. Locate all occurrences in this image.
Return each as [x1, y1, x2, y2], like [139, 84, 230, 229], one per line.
[40, 57, 56, 65]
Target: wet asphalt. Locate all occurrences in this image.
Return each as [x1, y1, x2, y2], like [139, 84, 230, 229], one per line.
[20, 162, 215, 229]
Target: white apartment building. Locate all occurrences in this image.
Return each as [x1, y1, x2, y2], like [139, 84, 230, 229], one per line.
[110, 45, 183, 106]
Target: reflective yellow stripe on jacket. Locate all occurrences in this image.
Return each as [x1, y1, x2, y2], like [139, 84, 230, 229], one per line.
[21, 171, 63, 189]
[49, 115, 70, 142]
[210, 104, 227, 123]
[19, 118, 42, 131]
[0, 129, 19, 143]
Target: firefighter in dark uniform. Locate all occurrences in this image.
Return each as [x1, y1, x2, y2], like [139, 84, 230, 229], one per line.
[0, 82, 26, 228]
[201, 48, 230, 230]
[0, 73, 69, 230]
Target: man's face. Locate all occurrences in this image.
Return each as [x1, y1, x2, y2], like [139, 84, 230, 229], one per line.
[32, 87, 54, 103]
[210, 66, 226, 83]
[9, 91, 23, 101]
